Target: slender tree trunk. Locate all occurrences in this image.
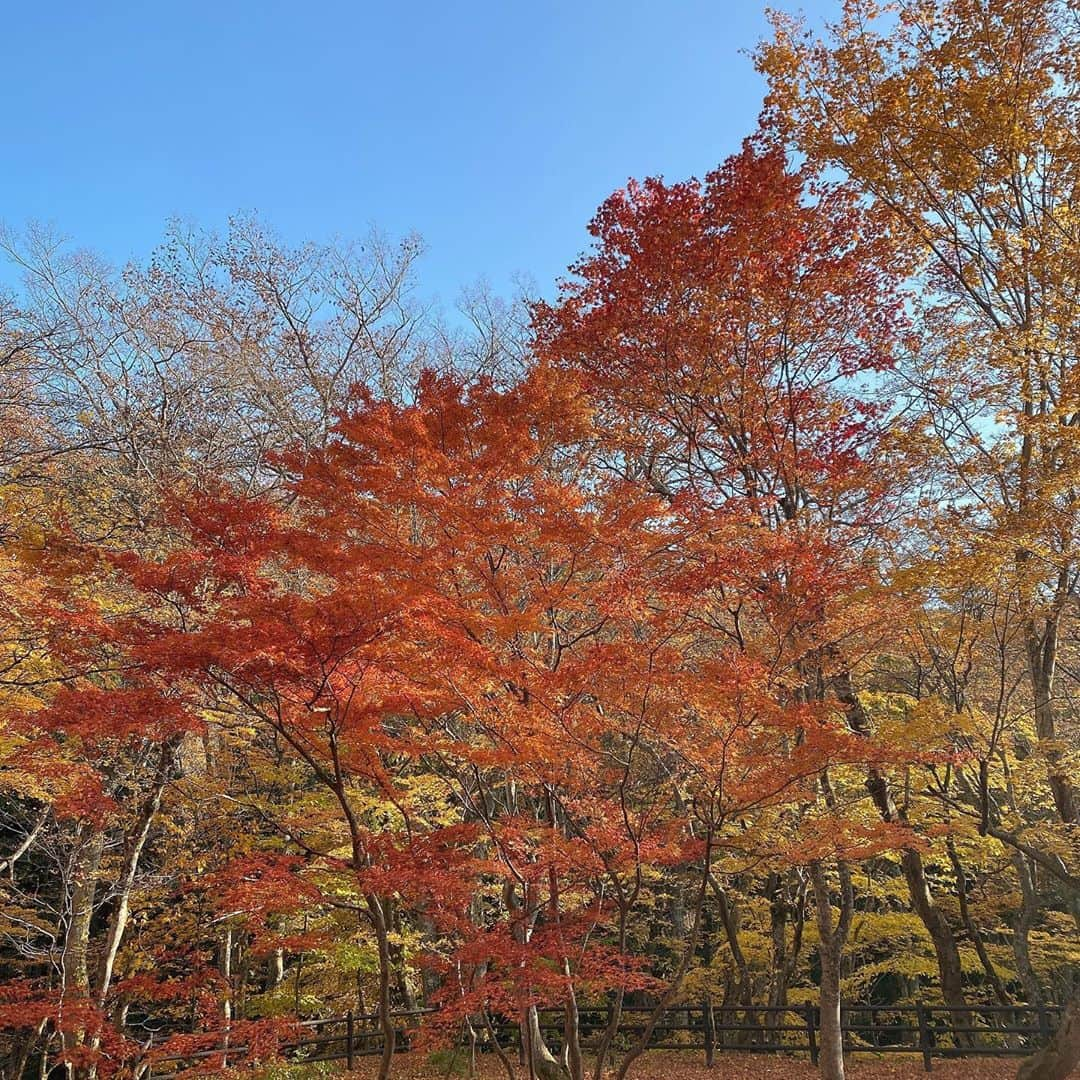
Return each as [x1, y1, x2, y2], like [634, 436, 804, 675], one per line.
[12, 1018, 47, 1080]
[96, 750, 172, 1007]
[542, 790, 580, 1080]
[464, 1014, 478, 1079]
[390, 903, 418, 1011]
[219, 925, 233, 1071]
[367, 895, 397, 1080]
[703, 992, 716, 1067]
[0, 807, 48, 880]
[946, 839, 1010, 1006]
[86, 757, 171, 1076]
[592, 897, 629, 1080]
[709, 875, 754, 1043]
[222, 926, 233, 1023]
[482, 1007, 517, 1080]
[810, 859, 853, 1080]
[1024, 617, 1078, 824]
[294, 915, 307, 1016]
[699, 903, 717, 1066]
[61, 826, 105, 1074]
[767, 871, 788, 1010]
[593, 988, 625, 1080]
[561, 963, 583, 1080]
[769, 870, 807, 1025]
[710, 876, 751, 1007]
[1011, 854, 1044, 1007]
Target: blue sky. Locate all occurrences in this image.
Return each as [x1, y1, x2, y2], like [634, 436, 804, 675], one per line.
[3, 1, 835, 307]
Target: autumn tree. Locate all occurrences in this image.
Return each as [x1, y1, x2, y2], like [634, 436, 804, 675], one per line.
[533, 139, 923, 1079]
[760, 0, 1080, 825]
[759, 3, 1080, 1071]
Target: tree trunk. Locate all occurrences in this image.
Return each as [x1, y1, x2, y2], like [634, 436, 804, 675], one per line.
[61, 826, 105, 1074]
[768, 870, 807, 1027]
[62, 827, 104, 997]
[592, 895, 630, 1080]
[703, 993, 716, 1067]
[525, 1006, 566, 1080]
[767, 871, 788, 1009]
[1011, 854, 1044, 1007]
[833, 665, 968, 1015]
[266, 948, 284, 991]
[367, 895, 397, 1080]
[810, 859, 852, 1080]
[12, 1019, 47, 1080]
[482, 1008, 518, 1080]
[1016, 999, 1080, 1080]
[709, 874, 754, 1040]
[561, 964, 583, 1080]
[900, 847, 970, 1040]
[946, 839, 1010, 1006]
[592, 988, 625, 1080]
[1024, 616, 1077, 824]
[615, 837, 713, 1080]
[390, 903, 418, 1011]
[0, 807, 48, 880]
[818, 947, 844, 1080]
[501, 875, 563, 1079]
[96, 751, 172, 1006]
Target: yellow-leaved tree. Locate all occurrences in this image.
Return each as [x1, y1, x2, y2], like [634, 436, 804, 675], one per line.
[758, 3, 1080, 1075]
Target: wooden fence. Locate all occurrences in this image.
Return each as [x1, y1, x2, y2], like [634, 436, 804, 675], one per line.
[147, 1001, 1066, 1075]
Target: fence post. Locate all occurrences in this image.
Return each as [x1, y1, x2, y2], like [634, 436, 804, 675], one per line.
[917, 1005, 933, 1073]
[703, 997, 716, 1067]
[803, 1003, 818, 1066]
[346, 1010, 355, 1069]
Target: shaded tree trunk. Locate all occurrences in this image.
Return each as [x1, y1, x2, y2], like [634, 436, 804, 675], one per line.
[561, 964, 583, 1080]
[1016, 999, 1080, 1080]
[615, 833, 713, 1080]
[62, 827, 104, 998]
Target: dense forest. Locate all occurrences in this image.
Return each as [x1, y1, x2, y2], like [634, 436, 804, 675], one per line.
[1, 1, 1078, 1079]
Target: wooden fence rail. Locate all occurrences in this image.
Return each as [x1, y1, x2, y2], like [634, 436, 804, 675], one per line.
[146, 1001, 1065, 1076]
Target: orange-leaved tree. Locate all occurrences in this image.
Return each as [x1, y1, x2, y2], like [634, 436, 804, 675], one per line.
[534, 137, 920, 1080]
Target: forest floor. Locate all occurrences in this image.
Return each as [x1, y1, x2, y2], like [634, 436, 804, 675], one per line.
[343, 1050, 1023, 1078]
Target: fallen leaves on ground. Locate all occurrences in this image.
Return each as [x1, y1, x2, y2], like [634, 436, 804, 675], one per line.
[343, 1051, 1024, 1079]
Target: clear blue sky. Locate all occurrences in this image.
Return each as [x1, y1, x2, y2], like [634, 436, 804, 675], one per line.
[2, 1, 835, 306]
